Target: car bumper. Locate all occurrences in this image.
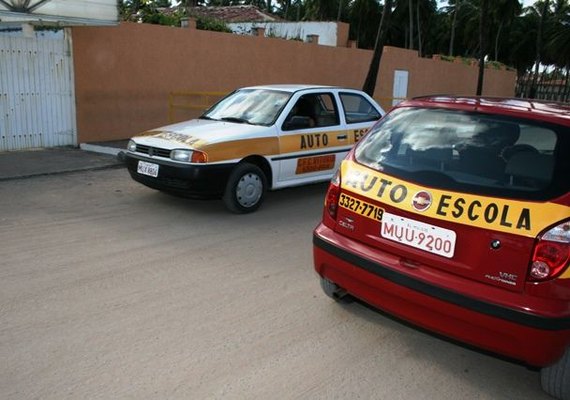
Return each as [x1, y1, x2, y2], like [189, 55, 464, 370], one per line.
[124, 153, 236, 198]
[313, 223, 570, 367]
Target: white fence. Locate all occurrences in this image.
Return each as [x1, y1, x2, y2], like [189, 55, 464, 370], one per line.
[0, 29, 76, 151]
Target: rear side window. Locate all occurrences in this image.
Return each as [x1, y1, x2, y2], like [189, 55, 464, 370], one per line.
[354, 107, 568, 200]
[340, 93, 381, 124]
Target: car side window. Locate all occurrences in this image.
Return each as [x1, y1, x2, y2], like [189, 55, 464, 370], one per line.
[340, 92, 381, 124]
[282, 93, 339, 131]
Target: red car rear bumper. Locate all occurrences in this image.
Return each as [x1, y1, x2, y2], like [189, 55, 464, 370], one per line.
[313, 223, 570, 367]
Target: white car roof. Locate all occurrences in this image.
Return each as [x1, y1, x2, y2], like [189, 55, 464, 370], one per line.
[240, 84, 348, 93]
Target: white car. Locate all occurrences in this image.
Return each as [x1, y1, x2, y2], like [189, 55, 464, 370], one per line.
[124, 84, 385, 213]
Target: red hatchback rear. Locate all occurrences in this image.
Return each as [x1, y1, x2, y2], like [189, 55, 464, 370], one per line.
[313, 96, 570, 399]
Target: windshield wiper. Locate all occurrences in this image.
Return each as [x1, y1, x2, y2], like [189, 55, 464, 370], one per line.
[220, 117, 252, 125]
[199, 115, 216, 120]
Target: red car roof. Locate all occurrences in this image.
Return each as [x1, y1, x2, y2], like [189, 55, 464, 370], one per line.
[396, 96, 570, 127]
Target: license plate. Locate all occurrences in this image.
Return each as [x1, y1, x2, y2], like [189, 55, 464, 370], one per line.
[380, 212, 456, 258]
[137, 160, 159, 177]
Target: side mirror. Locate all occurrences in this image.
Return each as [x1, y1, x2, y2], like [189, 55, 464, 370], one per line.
[283, 116, 312, 130]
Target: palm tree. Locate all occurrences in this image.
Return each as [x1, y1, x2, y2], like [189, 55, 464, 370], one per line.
[416, 0, 422, 54]
[363, 0, 394, 96]
[304, 0, 338, 20]
[529, 0, 551, 98]
[391, 0, 415, 50]
[443, 0, 479, 58]
[409, 0, 414, 49]
[544, 0, 570, 101]
[491, 0, 522, 61]
[348, 0, 383, 49]
[412, 0, 436, 57]
[447, 0, 462, 56]
[476, 0, 489, 95]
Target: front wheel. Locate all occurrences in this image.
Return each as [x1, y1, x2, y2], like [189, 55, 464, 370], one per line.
[223, 163, 267, 214]
[541, 347, 570, 400]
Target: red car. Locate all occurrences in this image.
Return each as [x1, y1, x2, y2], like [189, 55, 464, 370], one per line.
[313, 96, 570, 399]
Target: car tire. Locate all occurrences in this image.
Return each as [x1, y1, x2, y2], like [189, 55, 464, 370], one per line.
[541, 347, 570, 400]
[223, 162, 267, 214]
[320, 277, 350, 302]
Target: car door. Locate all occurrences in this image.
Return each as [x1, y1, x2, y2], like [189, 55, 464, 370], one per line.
[275, 91, 350, 184]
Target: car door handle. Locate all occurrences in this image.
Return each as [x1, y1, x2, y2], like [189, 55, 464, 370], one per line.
[337, 134, 347, 140]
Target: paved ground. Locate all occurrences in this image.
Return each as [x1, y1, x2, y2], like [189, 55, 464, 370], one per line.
[0, 142, 126, 181]
[0, 165, 550, 400]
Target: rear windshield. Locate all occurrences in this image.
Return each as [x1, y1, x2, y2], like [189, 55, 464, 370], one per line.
[354, 107, 569, 200]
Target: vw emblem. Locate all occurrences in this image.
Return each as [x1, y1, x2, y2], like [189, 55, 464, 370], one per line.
[412, 191, 432, 212]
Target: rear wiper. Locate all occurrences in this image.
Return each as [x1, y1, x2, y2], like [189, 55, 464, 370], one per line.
[220, 117, 252, 124]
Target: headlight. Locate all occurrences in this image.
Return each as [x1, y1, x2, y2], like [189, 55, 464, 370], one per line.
[171, 149, 192, 162]
[127, 140, 137, 152]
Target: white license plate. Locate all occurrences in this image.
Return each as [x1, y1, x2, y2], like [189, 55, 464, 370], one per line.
[380, 212, 456, 258]
[137, 160, 159, 177]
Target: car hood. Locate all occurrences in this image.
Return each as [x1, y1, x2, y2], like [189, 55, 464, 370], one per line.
[131, 119, 272, 150]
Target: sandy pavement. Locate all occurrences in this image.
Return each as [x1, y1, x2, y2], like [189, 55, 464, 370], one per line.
[0, 168, 548, 399]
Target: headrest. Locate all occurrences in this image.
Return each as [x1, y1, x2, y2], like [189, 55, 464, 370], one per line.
[474, 123, 520, 149]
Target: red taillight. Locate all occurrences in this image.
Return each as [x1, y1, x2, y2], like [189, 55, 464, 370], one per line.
[325, 169, 341, 220]
[529, 220, 570, 281]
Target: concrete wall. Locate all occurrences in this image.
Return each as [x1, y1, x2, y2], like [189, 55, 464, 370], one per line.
[376, 46, 517, 109]
[72, 22, 517, 143]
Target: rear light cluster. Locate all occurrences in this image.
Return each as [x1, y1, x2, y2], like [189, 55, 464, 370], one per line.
[529, 220, 570, 281]
[325, 169, 341, 220]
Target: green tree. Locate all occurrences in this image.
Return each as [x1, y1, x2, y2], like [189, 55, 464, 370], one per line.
[529, 0, 551, 98]
[389, 0, 435, 53]
[409, 0, 437, 56]
[363, 0, 393, 96]
[476, 0, 489, 95]
[348, 0, 383, 49]
[119, 0, 180, 24]
[544, 0, 570, 67]
[304, 0, 339, 20]
[491, 0, 521, 61]
[409, 0, 414, 49]
[506, 8, 538, 74]
[392, 0, 414, 49]
[447, 0, 462, 56]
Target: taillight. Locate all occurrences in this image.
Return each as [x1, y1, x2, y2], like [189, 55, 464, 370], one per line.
[325, 169, 341, 220]
[529, 220, 570, 281]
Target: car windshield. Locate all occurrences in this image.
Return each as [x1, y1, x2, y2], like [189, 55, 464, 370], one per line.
[355, 107, 566, 201]
[202, 89, 291, 126]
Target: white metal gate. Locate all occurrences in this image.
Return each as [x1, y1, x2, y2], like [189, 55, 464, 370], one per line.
[0, 29, 76, 151]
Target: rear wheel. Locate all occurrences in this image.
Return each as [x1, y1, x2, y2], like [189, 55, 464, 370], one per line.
[541, 347, 570, 400]
[223, 162, 267, 214]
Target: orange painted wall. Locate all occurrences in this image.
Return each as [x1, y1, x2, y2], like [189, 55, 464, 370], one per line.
[72, 23, 516, 143]
[375, 46, 517, 110]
